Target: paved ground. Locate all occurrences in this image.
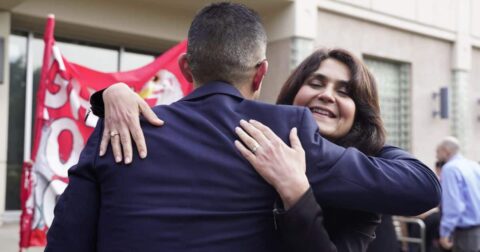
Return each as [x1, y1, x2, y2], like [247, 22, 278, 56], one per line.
[0, 223, 44, 252]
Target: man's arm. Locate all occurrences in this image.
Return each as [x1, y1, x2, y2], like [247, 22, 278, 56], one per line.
[439, 165, 464, 238]
[297, 108, 441, 216]
[45, 121, 103, 252]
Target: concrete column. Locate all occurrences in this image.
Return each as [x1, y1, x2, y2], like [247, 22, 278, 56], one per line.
[260, 0, 316, 103]
[451, 0, 471, 154]
[289, 0, 316, 68]
[0, 11, 12, 226]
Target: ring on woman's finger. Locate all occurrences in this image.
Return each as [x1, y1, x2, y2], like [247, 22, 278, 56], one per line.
[251, 143, 260, 154]
[110, 131, 120, 137]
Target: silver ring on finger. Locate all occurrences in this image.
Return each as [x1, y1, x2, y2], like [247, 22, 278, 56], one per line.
[110, 131, 120, 138]
[251, 143, 260, 154]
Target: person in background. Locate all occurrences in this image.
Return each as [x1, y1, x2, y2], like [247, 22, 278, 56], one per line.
[92, 47, 441, 251]
[421, 161, 448, 252]
[408, 161, 452, 252]
[366, 214, 401, 252]
[436, 136, 480, 252]
[435, 160, 446, 178]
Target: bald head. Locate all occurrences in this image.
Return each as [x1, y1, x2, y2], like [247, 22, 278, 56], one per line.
[436, 136, 460, 162]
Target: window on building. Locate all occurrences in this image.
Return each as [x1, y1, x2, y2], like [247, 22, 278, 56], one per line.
[6, 34, 28, 210]
[6, 32, 159, 210]
[364, 57, 411, 151]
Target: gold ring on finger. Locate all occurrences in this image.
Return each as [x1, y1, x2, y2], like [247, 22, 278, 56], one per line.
[110, 131, 120, 137]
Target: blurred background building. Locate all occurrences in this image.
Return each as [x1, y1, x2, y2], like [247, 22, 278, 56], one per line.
[0, 0, 479, 245]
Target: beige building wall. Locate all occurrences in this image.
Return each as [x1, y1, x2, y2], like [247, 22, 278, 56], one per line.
[261, 39, 293, 103]
[470, 49, 480, 160]
[330, 0, 457, 32]
[254, 0, 317, 103]
[314, 10, 453, 166]
[470, 0, 480, 39]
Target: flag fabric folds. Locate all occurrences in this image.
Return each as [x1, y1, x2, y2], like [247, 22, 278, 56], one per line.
[19, 15, 192, 249]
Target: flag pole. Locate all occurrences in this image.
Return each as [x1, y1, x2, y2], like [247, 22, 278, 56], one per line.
[19, 31, 34, 252]
[19, 15, 55, 251]
[23, 13, 55, 162]
[22, 32, 34, 163]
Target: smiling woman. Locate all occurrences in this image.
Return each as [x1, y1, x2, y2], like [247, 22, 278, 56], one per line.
[292, 58, 356, 139]
[244, 48, 399, 252]
[277, 48, 385, 155]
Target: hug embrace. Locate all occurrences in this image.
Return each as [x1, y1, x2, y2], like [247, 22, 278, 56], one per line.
[46, 2, 441, 252]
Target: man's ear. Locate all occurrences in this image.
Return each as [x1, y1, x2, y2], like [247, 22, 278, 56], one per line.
[252, 60, 268, 91]
[178, 53, 193, 83]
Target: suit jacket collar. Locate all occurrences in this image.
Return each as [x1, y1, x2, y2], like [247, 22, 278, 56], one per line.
[181, 81, 244, 101]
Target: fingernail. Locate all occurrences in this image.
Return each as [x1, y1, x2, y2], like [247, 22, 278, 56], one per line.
[158, 120, 165, 125]
[249, 119, 256, 123]
[234, 140, 241, 147]
[99, 149, 104, 156]
[115, 156, 121, 163]
[293, 127, 297, 133]
[140, 151, 147, 159]
[125, 157, 131, 164]
[240, 119, 246, 124]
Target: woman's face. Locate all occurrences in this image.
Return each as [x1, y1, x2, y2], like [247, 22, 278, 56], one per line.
[293, 58, 356, 139]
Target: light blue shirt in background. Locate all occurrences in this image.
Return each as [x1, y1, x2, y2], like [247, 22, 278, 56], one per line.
[440, 154, 480, 237]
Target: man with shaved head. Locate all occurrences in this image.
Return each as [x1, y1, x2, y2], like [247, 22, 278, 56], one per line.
[436, 136, 480, 252]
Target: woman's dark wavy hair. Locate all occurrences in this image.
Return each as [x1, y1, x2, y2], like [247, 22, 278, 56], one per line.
[276, 48, 386, 155]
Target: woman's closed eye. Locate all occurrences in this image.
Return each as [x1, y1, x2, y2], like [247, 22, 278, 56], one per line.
[308, 76, 327, 88]
[337, 86, 350, 97]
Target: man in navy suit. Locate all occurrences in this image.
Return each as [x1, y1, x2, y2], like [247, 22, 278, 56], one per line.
[46, 2, 441, 252]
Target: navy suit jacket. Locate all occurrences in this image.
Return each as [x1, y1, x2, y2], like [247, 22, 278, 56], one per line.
[46, 82, 441, 252]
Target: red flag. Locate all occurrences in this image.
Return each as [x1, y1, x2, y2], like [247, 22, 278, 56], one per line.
[19, 15, 192, 249]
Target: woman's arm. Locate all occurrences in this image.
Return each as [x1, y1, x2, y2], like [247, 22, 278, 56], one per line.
[235, 120, 378, 252]
[89, 83, 164, 163]
[295, 110, 441, 216]
[234, 120, 308, 209]
[276, 190, 379, 252]
[274, 188, 337, 252]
